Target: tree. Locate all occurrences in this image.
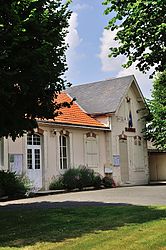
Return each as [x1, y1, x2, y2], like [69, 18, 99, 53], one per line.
[103, 0, 166, 74]
[0, 0, 72, 140]
[145, 71, 166, 150]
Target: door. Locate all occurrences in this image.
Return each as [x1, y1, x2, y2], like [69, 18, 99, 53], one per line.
[27, 134, 42, 189]
[149, 153, 166, 181]
[119, 139, 129, 183]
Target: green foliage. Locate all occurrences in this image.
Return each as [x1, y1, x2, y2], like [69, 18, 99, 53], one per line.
[49, 176, 64, 190]
[103, 176, 113, 188]
[62, 168, 80, 190]
[103, 0, 166, 74]
[76, 166, 95, 190]
[0, 0, 72, 140]
[0, 170, 29, 197]
[92, 174, 102, 188]
[49, 166, 103, 191]
[145, 71, 166, 150]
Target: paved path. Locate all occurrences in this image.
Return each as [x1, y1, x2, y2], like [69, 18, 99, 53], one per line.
[0, 185, 166, 210]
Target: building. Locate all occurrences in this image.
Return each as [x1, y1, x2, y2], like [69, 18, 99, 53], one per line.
[0, 75, 149, 189]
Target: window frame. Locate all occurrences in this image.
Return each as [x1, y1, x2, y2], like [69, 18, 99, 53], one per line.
[59, 133, 70, 170]
[27, 134, 41, 170]
[84, 133, 99, 168]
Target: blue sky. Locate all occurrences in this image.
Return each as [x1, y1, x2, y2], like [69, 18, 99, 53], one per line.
[65, 0, 153, 98]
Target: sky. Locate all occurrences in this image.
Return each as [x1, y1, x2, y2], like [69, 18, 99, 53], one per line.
[65, 0, 153, 98]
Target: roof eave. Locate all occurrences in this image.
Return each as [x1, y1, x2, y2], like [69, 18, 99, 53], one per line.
[89, 112, 115, 117]
[38, 120, 111, 131]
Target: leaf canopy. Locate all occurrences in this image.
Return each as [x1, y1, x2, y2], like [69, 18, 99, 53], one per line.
[0, 0, 71, 140]
[145, 71, 166, 150]
[103, 0, 166, 74]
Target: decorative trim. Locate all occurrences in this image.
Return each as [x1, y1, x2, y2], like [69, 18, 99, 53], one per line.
[60, 130, 69, 136]
[86, 132, 96, 138]
[134, 135, 141, 140]
[126, 96, 131, 103]
[37, 128, 44, 135]
[119, 131, 127, 140]
[125, 127, 136, 132]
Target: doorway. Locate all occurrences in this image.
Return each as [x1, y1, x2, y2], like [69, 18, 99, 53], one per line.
[119, 139, 129, 183]
[27, 134, 42, 189]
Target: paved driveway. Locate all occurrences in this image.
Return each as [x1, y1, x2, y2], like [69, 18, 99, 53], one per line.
[0, 185, 166, 210]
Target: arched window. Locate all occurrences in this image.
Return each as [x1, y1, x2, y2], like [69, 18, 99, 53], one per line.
[59, 134, 70, 170]
[27, 134, 41, 169]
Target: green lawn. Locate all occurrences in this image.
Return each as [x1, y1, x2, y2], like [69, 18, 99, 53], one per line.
[0, 205, 166, 250]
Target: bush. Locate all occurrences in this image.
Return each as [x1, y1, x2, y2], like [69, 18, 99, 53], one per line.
[49, 167, 103, 191]
[62, 168, 80, 190]
[76, 167, 94, 190]
[49, 176, 64, 190]
[92, 174, 102, 188]
[102, 176, 115, 188]
[0, 170, 29, 198]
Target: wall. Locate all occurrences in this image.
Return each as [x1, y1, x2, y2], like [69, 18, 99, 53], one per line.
[110, 82, 149, 185]
[40, 125, 108, 189]
[7, 125, 109, 190]
[95, 82, 149, 186]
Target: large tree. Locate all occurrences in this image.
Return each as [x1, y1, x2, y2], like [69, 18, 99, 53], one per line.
[0, 0, 72, 140]
[145, 71, 166, 151]
[103, 0, 166, 149]
[103, 0, 166, 74]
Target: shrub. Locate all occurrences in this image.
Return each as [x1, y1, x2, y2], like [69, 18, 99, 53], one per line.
[49, 176, 64, 190]
[77, 166, 94, 190]
[49, 167, 103, 191]
[0, 170, 29, 197]
[92, 174, 102, 188]
[102, 176, 114, 188]
[62, 168, 80, 190]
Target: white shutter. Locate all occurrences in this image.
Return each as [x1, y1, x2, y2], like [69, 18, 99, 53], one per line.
[84, 135, 99, 168]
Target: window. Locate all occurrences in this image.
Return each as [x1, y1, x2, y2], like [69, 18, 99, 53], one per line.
[27, 134, 41, 169]
[85, 133, 99, 168]
[59, 134, 70, 170]
[0, 138, 4, 166]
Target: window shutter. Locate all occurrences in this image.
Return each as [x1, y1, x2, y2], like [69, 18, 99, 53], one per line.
[84, 134, 99, 168]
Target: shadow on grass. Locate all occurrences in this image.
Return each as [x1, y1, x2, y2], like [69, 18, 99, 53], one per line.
[0, 201, 165, 248]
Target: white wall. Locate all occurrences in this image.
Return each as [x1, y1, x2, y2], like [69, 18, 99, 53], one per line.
[7, 125, 109, 190]
[110, 83, 149, 185]
[41, 125, 109, 189]
[93, 82, 149, 186]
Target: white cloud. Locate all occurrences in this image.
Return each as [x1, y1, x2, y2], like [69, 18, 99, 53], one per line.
[99, 29, 153, 98]
[72, 3, 93, 12]
[65, 12, 82, 80]
[98, 29, 125, 72]
[65, 12, 81, 51]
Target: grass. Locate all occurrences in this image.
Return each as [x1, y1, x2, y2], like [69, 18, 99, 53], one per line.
[0, 205, 165, 250]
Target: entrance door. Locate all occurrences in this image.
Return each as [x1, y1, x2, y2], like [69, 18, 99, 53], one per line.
[27, 134, 42, 189]
[119, 139, 129, 183]
[149, 153, 166, 181]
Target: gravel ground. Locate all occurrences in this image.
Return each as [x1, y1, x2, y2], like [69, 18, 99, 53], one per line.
[0, 185, 166, 210]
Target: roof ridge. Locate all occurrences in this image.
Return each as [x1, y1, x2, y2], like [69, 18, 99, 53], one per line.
[67, 75, 134, 89]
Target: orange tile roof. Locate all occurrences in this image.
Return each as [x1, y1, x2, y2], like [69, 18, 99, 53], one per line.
[51, 92, 107, 128]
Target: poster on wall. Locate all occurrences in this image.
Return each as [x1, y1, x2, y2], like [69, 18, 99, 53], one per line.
[9, 154, 23, 175]
[113, 155, 120, 166]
